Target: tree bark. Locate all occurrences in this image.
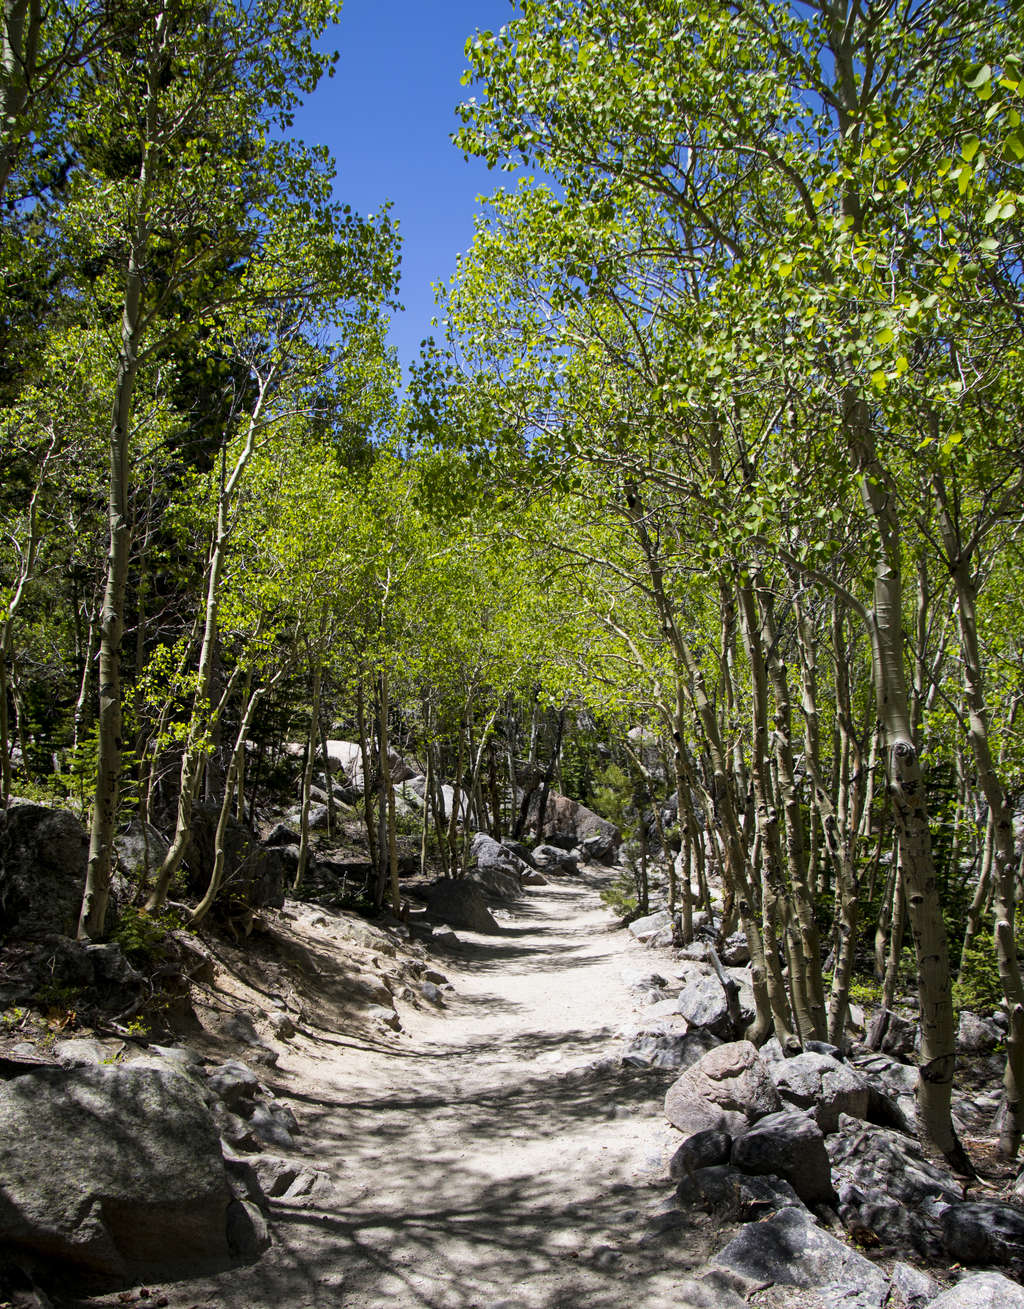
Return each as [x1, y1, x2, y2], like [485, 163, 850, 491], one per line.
[79, 10, 169, 938]
[851, 398, 965, 1168]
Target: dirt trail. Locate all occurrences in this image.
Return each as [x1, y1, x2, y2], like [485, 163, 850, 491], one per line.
[168, 871, 729, 1309]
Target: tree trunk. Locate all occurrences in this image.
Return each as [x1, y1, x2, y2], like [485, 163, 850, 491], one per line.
[79, 13, 170, 937]
[146, 378, 270, 912]
[0, 0, 40, 200]
[378, 664, 400, 914]
[294, 657, 323, 893]
[852, 400, 964, 1168]
[934, 471, 1024, 1159]
[534, 709, 565, 841]
[881, 859, 906, 1011]
[356, 672, 380, 890]
[191, 675, 275, 926]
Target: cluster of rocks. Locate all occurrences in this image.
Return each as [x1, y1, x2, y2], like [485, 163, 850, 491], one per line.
[658, 1037, 1024, 1303]
[391, 827, 619, 946]
[619, 960, 1024, 1309]
[302, 741, 620, 867]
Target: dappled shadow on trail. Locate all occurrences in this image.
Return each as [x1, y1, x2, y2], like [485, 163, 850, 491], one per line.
[448, 938, 618, 974]
[298, 1056, 671, 1155]
[175, 1158, 718, 1309]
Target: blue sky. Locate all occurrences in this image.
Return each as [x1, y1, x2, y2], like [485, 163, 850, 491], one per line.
[292, 0, 517, 383]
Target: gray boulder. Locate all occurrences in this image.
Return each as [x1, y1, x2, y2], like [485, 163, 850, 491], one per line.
[826, 1115, 962, 1256]
[470, 834, 525, 898]
[306, 803, 330, 830]
[927, 1274, 1024, 1308]
[53, 1038, 107, 1068]
[941, 1201, 1024, 1276]
[183, 804, 284, 914]
[681, 1166, 804, 1220]
[719, 931, 751, 965]
[730, 1109, 837, 1207]
[500, 839, 537, 869]
[0, 801, 88, 939]
[0, 1063, 233, 1282]
[471, 865, 523, 899]
[415, 879, 500, 933]
[957, 1010, 1003, 1055]
[676, 971, 741, 1038]
[263, 822, 301, 847]
[865, 1008, 917, 1056]
[769, 1051, 873, 1133]
[245, 1154, 333, 1207]
[113, 818, 170, 891]
[249, 1102, 297, 1150]
[888, 1260, 940, 1308]
[665, 1039, 782, 1138]
[577, 831, 619, 863]
[711, 1205, 890, 1306]
[530, 791, 620, 856]
[849, 1051, 919, 1127]
[531, 843, 578, 874]
[629, 910, 672, 941]
[205, 1059, 262, 1110]
[670, 1129, 733, 1179]
[623, 1025, 720, 1071]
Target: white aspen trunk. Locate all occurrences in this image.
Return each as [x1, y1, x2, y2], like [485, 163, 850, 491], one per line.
[356, 673, 380, 887]
[378, 663, 400, 914]
[881, 858, 906, 1012]
[190, 674, 277, 927]
[294, 657, 323, 894]
[459, 702, 504, 879]
[621, 485, 773, 1040]
[852, 400, 964, 1167]
[757, 579, 827, 1040]
[80, 10, 169, 939]
[146, 378, 270, 912]
[736, 577, 799, 1049]
[934, 473, 1024, 1159]
[0, 0, 39, 199]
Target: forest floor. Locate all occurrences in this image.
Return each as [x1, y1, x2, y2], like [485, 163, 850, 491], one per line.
[72, 867, 756, 1309]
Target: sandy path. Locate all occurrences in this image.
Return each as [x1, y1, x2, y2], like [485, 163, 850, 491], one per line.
[171, 872, 725, 1309]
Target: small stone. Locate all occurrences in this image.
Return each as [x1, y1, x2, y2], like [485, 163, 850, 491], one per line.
[226, 1199, 270, 1259]
[205, 1059, 261, 1109]
[368, 1005, 402, 1031]
[269, 1011, 296, 1039]
[249, 1103, 296, 1150]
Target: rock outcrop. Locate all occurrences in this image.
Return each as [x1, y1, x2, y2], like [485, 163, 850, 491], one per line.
[0, 1062, 240, 1283]
[0, 801, 88, 939]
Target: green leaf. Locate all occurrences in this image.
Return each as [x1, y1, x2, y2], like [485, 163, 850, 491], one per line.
[965, 64, 992, 90]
